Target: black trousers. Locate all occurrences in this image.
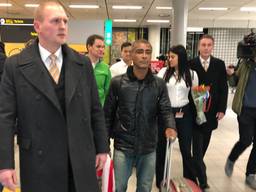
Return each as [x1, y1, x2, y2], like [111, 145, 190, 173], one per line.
[156, 104, 197, 188]
[193, 126, 212, 186]
[228, 107, 256, 176]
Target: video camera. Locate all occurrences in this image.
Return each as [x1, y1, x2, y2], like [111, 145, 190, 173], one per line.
[237, 31, 256, 59]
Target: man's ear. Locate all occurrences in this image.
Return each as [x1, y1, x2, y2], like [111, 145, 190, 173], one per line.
[33, 21, 40, 33]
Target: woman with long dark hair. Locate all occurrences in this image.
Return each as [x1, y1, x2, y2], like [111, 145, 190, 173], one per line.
[156, 45, 198, 188]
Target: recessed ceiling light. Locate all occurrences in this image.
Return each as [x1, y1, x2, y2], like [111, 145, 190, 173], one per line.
[198, 7, 228, 11]
[240, 7, 256, 12]
[69, 5, 99, 9]
[112, 5, 143, 10]
[147, 20, 170, 23]
[25, 4, 39, 8]
[187, 27, 203, 32]
[0, 3, 12, 7]
[113, 19, 136, 22]
[156, 6, 172, 10]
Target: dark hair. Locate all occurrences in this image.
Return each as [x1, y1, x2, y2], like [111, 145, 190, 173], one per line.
[163, 45, 192, 87]
[121, 42, 132, 51]
[199, 34, 215, 44]
[132, 39, 152, 51]
[0, 42, 5, 55]
[86, 34, 104, 49]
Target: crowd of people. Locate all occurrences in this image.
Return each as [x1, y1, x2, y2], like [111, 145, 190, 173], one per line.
[0, 1, 255, 192]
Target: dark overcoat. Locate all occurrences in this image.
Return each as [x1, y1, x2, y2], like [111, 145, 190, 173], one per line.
[189, 56, 228, 131]
[0, 41, 109, 192]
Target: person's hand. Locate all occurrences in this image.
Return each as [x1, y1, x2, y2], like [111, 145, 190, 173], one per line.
[95, 153, 108, 171]
[0, 169, 17, 192]
[226, 65, 235, 76]
[216, 112, 225, 120]
[165, 128, 177, 141]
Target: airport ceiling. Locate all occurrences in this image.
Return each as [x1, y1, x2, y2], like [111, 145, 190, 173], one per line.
[1, 0, 256, 28]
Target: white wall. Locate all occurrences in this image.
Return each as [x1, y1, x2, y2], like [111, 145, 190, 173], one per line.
[67, 20, 104, 44]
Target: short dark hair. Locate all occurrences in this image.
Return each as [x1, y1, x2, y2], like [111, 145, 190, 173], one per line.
[199, 34, 214, 44]
[121, 42, 132, 51]
[132, 39, 152, 51]
[86, 34, 104, 49]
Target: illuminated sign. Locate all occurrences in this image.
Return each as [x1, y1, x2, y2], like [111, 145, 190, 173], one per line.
[0, 18, 33, 26]
[104, 19, 112, 46]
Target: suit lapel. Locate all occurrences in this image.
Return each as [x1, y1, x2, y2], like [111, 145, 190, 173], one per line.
[63, 45, 84, 109]
[19, 42, 62, 114]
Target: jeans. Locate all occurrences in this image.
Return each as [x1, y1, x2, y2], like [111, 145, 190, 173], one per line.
[0, 183, 3, 191]
[228, 107, 256, 176]
[113, 149, 156, 192]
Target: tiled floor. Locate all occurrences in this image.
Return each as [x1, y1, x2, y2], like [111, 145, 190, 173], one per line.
[12, 91, 255, 192]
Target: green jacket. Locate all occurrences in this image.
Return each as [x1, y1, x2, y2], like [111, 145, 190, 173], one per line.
[231, 59, 252, 115]
[93, 60, 111, 106]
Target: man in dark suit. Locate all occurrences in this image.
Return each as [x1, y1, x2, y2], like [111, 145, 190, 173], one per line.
[0, 41, 6, 81]
[189, 34, 228, 191]
[0, 2, 109, 192]
[0, 41, 6, 192]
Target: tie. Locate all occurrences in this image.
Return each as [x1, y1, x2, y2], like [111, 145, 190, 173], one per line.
[49, 54, 60, 84]
[203, 60, 208, 71]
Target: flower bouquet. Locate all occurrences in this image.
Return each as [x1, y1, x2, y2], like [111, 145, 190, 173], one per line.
[191, 85, 211, 125]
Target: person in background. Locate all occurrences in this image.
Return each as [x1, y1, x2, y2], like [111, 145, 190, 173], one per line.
[189, 34, 228, 191]
[86, 34, 111, 106]
[104, 39, 177, 192]
[0, 41, 6, 192]
[0, 2, 109, 192]
[156, 45, 198, 189]
[225, 57, 256, 190]
[110, 42, 132, 77]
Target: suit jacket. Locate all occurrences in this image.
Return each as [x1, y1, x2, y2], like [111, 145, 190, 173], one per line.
[189, 56, 228, 131]
[0, 41, 109, 192]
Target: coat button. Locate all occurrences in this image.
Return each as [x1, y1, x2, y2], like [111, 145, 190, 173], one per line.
[37, 150, 43, 156]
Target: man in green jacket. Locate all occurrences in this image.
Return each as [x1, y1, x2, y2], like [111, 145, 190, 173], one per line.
[225, 58, 256, 190]
[86, 34, 111, 106]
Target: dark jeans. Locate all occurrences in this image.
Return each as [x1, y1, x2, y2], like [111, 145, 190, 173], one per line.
[193, 125, 212, 186]
[156, 104, 197, 188]
[0, 183, 3, 191]
[228, 107, 256, 176]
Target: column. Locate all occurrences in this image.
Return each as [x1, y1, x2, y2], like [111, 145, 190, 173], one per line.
[171, 0, 188, 46]
[148, 25, 161, 60]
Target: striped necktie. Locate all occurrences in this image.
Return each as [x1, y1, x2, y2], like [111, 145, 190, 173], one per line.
[203, 60, 208, 71]
[49, 54, 60, 84]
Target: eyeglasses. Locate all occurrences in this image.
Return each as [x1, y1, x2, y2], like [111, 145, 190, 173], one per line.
[134, 49, 152, 55]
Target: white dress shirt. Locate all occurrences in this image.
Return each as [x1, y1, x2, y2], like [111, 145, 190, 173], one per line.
[38, 43, 63, 71]
[110, 59, 128, 77]
[157, 67, 199, 108]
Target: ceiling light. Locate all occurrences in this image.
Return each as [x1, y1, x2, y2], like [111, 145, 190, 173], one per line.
[199, 7, 228, 11]
[147, 20, 170, 23]
[69, 5, 99, 9]
[113, 19, 136, 22]
[0, 3, 12, 7]
[112, 5, 142, 10]
[187, 27, 203, 32]
[240, 7, 256, 12]
[25, 4, 39, 8]
[156, 6, 172, 10]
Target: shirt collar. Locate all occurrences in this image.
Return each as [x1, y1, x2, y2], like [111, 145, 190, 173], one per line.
[38, 43, 62, 63]
[199, 56, 210, 64]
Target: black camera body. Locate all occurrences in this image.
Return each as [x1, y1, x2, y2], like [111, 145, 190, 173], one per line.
[237, 32, 256, 59]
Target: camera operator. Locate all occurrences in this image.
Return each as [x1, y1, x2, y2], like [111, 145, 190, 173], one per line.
[225, 33, 256, 190]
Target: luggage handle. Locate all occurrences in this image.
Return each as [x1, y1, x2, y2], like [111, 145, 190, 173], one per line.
[162, 138, 175, 191]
